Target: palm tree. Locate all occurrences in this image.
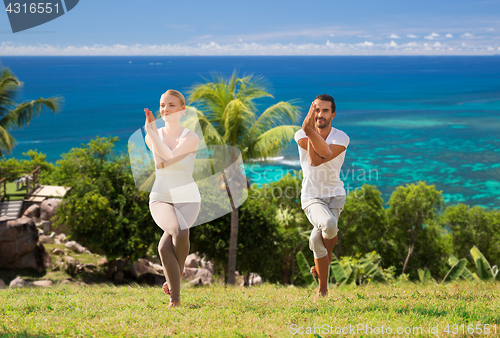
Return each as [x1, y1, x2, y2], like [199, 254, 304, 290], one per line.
[0, 67, 62, 156]
[188, 71, 301, 285]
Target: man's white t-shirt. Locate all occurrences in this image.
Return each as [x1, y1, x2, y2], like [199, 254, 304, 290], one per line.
[294, 127, 350, 203]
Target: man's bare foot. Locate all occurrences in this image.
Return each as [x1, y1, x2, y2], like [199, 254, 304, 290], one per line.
[162, 282, 170, 295]
[310, 266, 318, 277]
[167, 300, 180, 308]
[317, 289, 328, 298]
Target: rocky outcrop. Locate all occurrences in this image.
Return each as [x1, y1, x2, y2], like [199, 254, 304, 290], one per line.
[182, 267, 214, 285]
[9, 276, 27, 288]
[0, 216, 52, 273]
[65, 241, 91, 254]
[23, 204, 40, 218]
[7, 276, 54, 288]
[184, 252, 215, 274]
[40, 198, 70, 234]
[130, 261, 158, 279]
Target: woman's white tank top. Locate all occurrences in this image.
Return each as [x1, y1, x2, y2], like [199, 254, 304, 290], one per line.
[149, 128, 201, 204]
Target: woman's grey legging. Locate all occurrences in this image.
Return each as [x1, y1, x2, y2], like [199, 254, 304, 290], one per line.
[149, 201, 201, 303]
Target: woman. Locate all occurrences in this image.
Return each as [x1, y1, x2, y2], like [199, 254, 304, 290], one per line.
[144, 89, 201, 308]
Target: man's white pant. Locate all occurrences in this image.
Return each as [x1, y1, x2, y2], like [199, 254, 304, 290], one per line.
[302, 195, 346, 259]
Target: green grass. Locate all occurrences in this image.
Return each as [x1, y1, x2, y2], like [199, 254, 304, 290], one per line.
[1, 281, 499, 337]
[2, 182, 27, 201]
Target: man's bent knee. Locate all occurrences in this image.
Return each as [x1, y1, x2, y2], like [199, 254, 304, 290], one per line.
[310, 232, 328, 259]
[321, 217, 338, 239]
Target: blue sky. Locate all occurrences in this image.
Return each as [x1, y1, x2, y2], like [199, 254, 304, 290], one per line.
[1, 0, 500, 55]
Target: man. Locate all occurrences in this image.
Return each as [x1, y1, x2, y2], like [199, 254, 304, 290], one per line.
[294, 94, 350, 297]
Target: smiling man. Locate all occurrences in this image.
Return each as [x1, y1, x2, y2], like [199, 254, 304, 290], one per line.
[294, 94, 350, 297]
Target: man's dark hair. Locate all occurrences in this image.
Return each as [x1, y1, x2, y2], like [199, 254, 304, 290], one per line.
[315, 94, 336, 113]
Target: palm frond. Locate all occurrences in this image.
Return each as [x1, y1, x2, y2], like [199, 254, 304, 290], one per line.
[222, 99, 254, 146]
[1, 96, 63, 130]
[0, 68, 23, 118]
[194, 108, 224, 145]
[236, 74, 273, 103]
[243, 101, 301, 146]
[245, 125, 300, 160]
[0, 125, 15, 155]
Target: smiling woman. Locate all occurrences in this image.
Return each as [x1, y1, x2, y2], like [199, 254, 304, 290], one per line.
[143, 89, 201, 309]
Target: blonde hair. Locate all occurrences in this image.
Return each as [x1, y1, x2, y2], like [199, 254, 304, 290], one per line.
[162, 89, 185, 106]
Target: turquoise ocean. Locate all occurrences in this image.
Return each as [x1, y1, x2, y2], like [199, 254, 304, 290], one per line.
[0, 56, 499, 209]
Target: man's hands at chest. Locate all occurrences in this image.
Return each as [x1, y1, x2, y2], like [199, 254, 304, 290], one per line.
[298, 138, 346, 166]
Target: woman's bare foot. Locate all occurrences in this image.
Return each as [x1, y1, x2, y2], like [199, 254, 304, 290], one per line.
[167, 300, 180, 308]
[162, 282, 170, 295]
[310, 265, 318, 277]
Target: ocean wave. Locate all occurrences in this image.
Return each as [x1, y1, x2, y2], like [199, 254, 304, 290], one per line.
[247, 156, 300, 167]
[15, 140, 44, 144]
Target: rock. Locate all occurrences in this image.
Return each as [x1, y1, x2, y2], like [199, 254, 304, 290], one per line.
[182, 267, 213, 285]
[150, 254, 161, 265]
[151, 263, 163, 274]
[55, 233, 67, 243]
[138, 258, 150, 266]
[0, 217, 38, 266]
[137, 272, 165, 286]
[40, 198, 61, 222]
[248, 273, 262, 286]
[113, 271, 124, 283]
[9, 277, 26, 288]
[26, 280, 53, 287]
[97, 258, 108, 267]
[39, 235, 54, 244]
[51, 248, 64, 255]
[0, 215, 10, 222]
[129, 261, 158, 279]
[0, 279, 5, 289]
[185, 253, 201, 268]
[201, 259, 215, 274]
[188, 277, 207, 286]
[61, 278, 73, 285]
[0, 216, 53, 273]
[84, 249, 92, 254]
[65, 241, 85, 254]
[83, 263, 96, 270]
[54, 239, 61, 245]
[23, 204, 40, 218]
[40, 198, 69, 234]
[0, 217, 53, 273]
[76, 263, 85, 273]
[65, 256, 77, 276]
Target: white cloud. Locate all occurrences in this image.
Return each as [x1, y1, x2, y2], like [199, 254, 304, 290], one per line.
[388, 34, 401, 39]
[461, 33, 473, 38]
[445, 34, 453, 38]
[0, 41, 497, 56]
[424, 33, 440, 40]
[406, 34, 419, 38]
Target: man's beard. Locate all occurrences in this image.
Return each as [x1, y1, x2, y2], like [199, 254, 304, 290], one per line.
[316, 118, 329, 128]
